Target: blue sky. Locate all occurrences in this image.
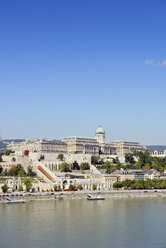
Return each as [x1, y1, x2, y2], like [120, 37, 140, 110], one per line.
[0, 0, 166, 144]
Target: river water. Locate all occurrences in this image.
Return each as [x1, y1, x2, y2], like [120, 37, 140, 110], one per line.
[0, 197, 166, 248]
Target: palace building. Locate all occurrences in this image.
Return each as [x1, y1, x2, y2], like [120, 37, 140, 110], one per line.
[7, 126, 145, 155]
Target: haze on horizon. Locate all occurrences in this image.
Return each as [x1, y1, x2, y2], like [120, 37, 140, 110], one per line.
[0, 0, 166, 145]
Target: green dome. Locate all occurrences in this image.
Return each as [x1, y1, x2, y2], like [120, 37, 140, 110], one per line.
[95, 126, 105, 134]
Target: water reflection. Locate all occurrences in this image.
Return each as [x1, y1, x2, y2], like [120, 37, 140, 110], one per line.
[0, 198, 166, 248]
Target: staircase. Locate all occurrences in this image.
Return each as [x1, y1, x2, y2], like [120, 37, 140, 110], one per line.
[37, 163, 57, 183]
[90, 164, 101, 174]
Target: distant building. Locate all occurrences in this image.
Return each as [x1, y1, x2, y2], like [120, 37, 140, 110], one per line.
[111, 140, 145, 155]
[132, 170, 144, 181]
[117, 170, 135, 182]
[115, 169, 147, 181]
[151, 149, 166, 158]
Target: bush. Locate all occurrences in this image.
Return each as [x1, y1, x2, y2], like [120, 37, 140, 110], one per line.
[60, 162, 71, 172]
[12, 157, 16, 162]
[113, 179, 166, 190]
[69, 184, 75, 190]
[0, 153, 3, 162]
[57, 153, 64, 161]
[24, 178, 32, 192]
[80, 163, 90, 170]
[12, 186, 16, 192]
[5, 150, 14, 156]
[72, 161, 80, 170]
[77, 185, 83, 190]
[27, 166, 36, 177]
[91, 156, 100, 165]
[7, 164, 26, 177]
[39, 155, 45, 160]
[32, 187, 36, 192]
[54, 185, 58, 191]
[93, 184, 97, 190]
[1, 184, 9, 193]
[18, 185, 23, 192]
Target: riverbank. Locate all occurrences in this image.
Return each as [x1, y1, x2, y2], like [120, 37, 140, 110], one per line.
[59, 189, 166, 199]
[1, 189, 166, 203]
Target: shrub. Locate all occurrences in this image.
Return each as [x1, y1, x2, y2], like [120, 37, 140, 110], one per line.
[69, 184, 75, 190]
[18, 185, 23, 192]
[77, 185, 83, 190]
[93, 184, 97, 190]
[1, 184, 9, 193]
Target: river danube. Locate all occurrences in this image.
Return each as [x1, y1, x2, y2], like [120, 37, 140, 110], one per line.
[0, 197, 166, 248]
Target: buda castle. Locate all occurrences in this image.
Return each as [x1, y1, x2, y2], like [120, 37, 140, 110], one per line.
[8, 126, 145, 155]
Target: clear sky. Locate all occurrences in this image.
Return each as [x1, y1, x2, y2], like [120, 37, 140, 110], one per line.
[0, 0, 166, 145]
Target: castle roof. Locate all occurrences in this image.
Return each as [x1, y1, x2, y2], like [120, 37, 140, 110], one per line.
[95, 126, 105, 134]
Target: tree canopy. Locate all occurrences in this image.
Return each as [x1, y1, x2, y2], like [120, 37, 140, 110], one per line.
[60, 162, 71, 172]
[24, 178, 32, 191]
[1, 184, 9, 193]
[0, 165, 36, 177]
[113, 179, 166, 190]
[57, 153, 64, 161]
[96, 152, 166, 173]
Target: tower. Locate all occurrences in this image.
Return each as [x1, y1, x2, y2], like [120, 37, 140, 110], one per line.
[94, 126, 106, 144]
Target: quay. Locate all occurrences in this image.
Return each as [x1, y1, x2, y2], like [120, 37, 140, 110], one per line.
[1, 190, 166, 203]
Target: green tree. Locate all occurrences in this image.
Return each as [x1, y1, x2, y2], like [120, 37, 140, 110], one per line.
[12, 157, 16, 162]
[69, 184, 75, 190]
[54, 185, 58, 191]
[31, 187, 36, 192]
[72, 161, 80, 170]
[135, 180, 144, 189]
[1, 184, 9, 193]
[91, 156, 100, 165]
[160, 181, 166, 189]
[5, 150, 14, 156]
[113, 182, 124, 189]
[103, 161, 117, 174]
[7, 164, 26, 177]
[17, 167, 26, 177]
[27, 166, 36, 177]
[7, 166, 18, 176]
[152, 179, 161, 189]
[0, 152, 4, 162]
[144, 179, 153, 189]
[77, 185, 83, 190]
[24, 178, 32, 192]
[125, 154, 136, 169]
[80, 162, 90, 170]
[123, 179, 134, 189]
[18, 185, 23, 191]
[60, 162, 70, 172]
[0, 156, 3, 162]
[57, 153, 64, 161]
[93, 184, 97, 190]
[1, 168, 8, 176]
[12, 186, 16, 192]
[112, 157, 120, 164]
[74, 151, 80, 154]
